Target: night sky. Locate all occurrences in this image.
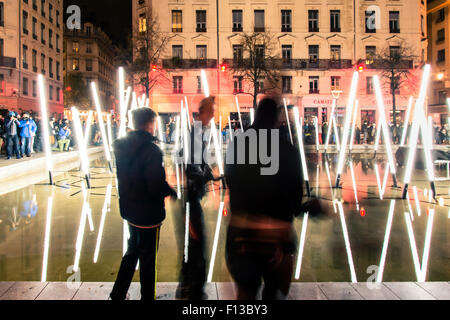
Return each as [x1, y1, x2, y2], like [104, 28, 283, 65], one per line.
[64, 0, 132, 48]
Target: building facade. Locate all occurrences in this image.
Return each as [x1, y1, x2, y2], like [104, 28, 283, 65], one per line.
[64, 22, 120, 112]
[133, 0, 427, 126]
[0, 0, 64, 115]
[427, 0, 450, 125]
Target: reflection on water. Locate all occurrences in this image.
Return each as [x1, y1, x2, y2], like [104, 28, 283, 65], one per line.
[0, 154, 449, 283]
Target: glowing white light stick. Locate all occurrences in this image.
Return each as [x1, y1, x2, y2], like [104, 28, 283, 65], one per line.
[250, 108, 255, 125]
[84, 111, 93, 149]
[283, 98, 293, 144]
[333, 116, 341, 150]
[123, 220, 129, 256]
[184, 96, 191, 128]
[294, 213, 309, 280]
[207, 201, 225, 282]
[210, 118, 224, 175]
[235, 96, 244, 132]
[400, 97, 414, 146]
[314, 116, 319, 151]
[93, 184, 112, 263]
[404, 212, 422, 281]
[293, 108, 310, 196]
[145, 98, 149, 109]
[325, 161, 337, 213]
[175, 163, 181, 199]
[349, 100, 359, 150]
[37, 75, 53, 184]
[228, 116, 234, 141]
[201, 69, 210, 97]
[181, 106, 189, 165]
[335, 72, 359, 188]
[219, 116, 223, 151]
[72, 107, 91, 188]
[325, 99, 340, 150]
[118, 68, 127, 137]
[184, 203, 190, 263]
[374, 163, 383, 200]
[41, 196, 53, 282]
[174, 115, 181, 152]
[106, 114, 113, 152]
[376, 200, 396, 282]
[349, 161, 359, 210]
[74, 187, 90, 272]
[157, 116, 165, 148]
[337, 201, 357, 283]
[402, 65, 435, 198]
[373, 76, 397, 185]
[91, 82, 112, 171]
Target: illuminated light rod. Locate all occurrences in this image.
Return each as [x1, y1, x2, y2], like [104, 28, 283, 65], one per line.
[283, 98, 293, 144]
[335, 72, 359, 188]
[184, 96, 191, 130]
[106, 114, 113, 152]
[447, 98, 450, 126]
[400, 97, 414, 146]
[157, 116, 165, 149]
[376, 200, 396, 283]
[38, 74, 54, 185]
[72, 107, 91, 188]
[207, 201, 225, 282]
[314, 116, 320, 151]
[293, 107, 311, 197]
[84, 111, 93, 149]
[324, 99, 341, 151]
[41, 196, 54, 282]
[337, 201, 357, 283]
[349, 100, 359, 151]
[91, 82, 113, 173]
[372, 75, 398, 188]
[250, 108, 255, 125]
[402, 64, 436, 199]
[201, 69, 210, 98]
[93, 184, 112, 263]
[210, 118, 224, 176]
[294, 213, 309, 280]
[235, 96, 244, 132]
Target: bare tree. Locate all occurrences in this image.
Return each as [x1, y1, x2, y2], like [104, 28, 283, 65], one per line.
[374, 42, 418, 126]
[131, 10, 170, 97]
[230, 32, 281, 109]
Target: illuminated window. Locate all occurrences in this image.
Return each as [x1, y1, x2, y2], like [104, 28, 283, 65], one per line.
[73, 41, 79, 53]
[139, 13, 147, 33]
[172, 10, 182, 32]
[365, 46, 376, 64]
[72, 58, 79, 70]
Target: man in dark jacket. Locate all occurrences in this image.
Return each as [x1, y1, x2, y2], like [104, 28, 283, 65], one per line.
[5, 111, 21, 159]
[225, 97, 303, 300]
[110, 107, 176, 301]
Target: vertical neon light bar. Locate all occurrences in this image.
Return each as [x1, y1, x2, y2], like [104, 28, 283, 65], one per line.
[72, 107, 91, 188]
[93, 183, 112, 263]
[337, 201, 357, 283]
[294, 213, 309, 280]
[106, 114, 113, 152]
[210, 118, 224, 175]
[41, 196, 53, 282]
[400, 96, 414, 146]
[349, 100, 359, 150]
[83, 111, 93, 149]
[201, 69, 210, 97]
[314, 116, 320, 151]
[184, 96, 191, 129]
[235, 96, 244, 132]
[249, 108, 255, 125]
[293, 108, 310, 197]
[402, 64, 434, 199]
[335, 72, 359, 188]
[157, 116, 165, 149]
[207, 201, 225, 282]
[91, 82, 113, 172]
[376, 200, 396, 283]
[38, 74, 54, 185]
[373, 75, 398, 187]
[283, 98, 293, 144]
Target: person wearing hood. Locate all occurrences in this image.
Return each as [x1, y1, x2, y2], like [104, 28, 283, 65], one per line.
[110, 107, 177, 301]
[5, 111, 21, 159]
[18, 113, 37, 157]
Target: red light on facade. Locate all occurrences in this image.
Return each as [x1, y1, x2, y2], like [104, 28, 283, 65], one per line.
[220, 64, 227, 72]
[66, 86, 72, 92]
[223, 208, 228, 216]
[357, 63, 366, 72]
[151, 64, 157, 72]
[360, 208, 366, 217]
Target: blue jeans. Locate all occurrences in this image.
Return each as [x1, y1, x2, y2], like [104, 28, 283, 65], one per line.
[21, 137, 32, 156]
[6, 135, 20, 158]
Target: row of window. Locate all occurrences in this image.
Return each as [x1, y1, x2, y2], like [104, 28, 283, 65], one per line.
[171, 44, 399, 64]
[162, 9, 402, 34]
[71, 58, 115, 80]
[171, 75, 386, 95]
[21, 45, 60, 80]
[20, 76, 60, 101]
[22, 0, 61, 28]
[22, 10, 61, 52]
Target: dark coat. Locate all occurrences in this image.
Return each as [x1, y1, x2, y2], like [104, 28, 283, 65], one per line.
[114, 130, 175, 226]
[225, 127, 303, 223]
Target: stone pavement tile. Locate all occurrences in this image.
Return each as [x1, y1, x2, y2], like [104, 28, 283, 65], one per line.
[318, 283, 363, 300]
[416, 282, 450, 300]
[0, 282, 15, 298]
[157, 282, 178, 300]
[288, 283, 327, 300]
[0, 282, 48, 300]
[216, 282, 237, 300]
[128, 282, 141, 300]
[72, 282, 114, 300]
[205, 283, 218, 300]
[384, 282, 436, 300]
[36, 282, 82, 300]
[349, 283, 400, 300]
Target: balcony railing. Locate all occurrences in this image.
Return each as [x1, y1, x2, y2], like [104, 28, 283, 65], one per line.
[163, 59, 218, 69]
[223, 58, 353, 70]
[364, 59, 414, 69]
[0, 56, 17, 68]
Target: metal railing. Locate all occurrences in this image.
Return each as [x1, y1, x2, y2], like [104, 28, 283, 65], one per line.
[163, 59, 218, 69]
[0, 57, 17, 68]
